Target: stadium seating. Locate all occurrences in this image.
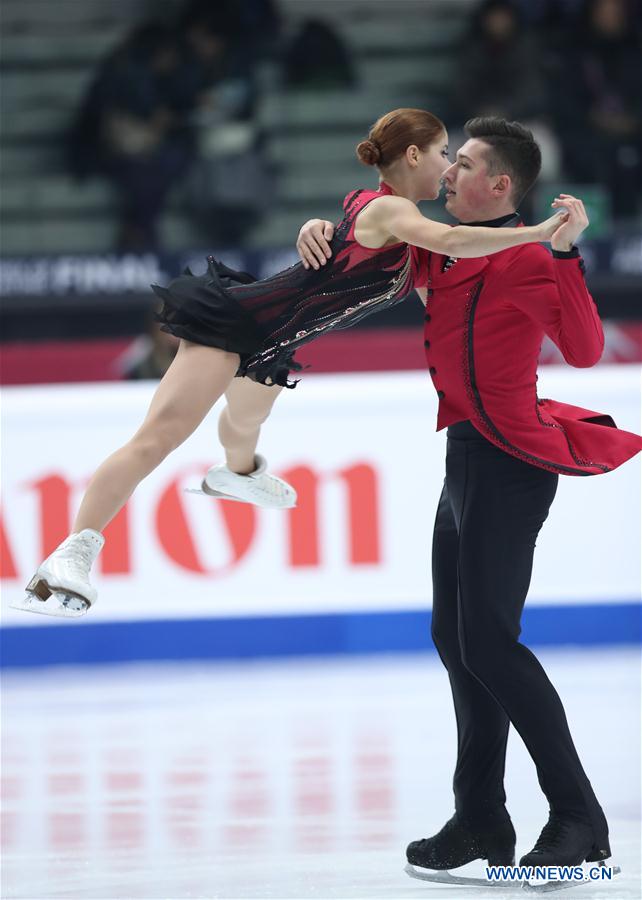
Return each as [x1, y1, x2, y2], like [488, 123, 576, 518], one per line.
[0, 0, 469, 254]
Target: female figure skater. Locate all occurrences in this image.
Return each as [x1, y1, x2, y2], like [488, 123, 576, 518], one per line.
[17, 108, 568, 618]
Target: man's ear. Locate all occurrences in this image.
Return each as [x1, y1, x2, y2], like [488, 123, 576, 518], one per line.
[492, 173, 512, 197]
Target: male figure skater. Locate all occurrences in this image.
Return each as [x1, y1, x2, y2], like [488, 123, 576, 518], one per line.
[296, 117, 642, 870]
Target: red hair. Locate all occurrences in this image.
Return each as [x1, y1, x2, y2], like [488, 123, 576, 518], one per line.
[356, 108, 445, 168]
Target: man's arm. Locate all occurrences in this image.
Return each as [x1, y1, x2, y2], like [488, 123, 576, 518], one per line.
[509, 195, 603, 368]
[296, 220, 335, 269]
[507, 245, 604, 368]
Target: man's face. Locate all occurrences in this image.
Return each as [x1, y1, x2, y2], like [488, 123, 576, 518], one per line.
[442, 138, 511, 222]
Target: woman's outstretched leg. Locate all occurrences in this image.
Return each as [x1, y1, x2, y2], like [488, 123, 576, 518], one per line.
[74, 341, 240, 533]
[16, 341, 240, 617]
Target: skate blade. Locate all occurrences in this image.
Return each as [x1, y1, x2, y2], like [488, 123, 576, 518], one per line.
[404, 863, 512, 890]
[404, 862, 621, 893]
[522, 864, 621, 894]
[185, 485, 247, 502]
[184, 484, 297, 509]
[10, 590, 90, 619]
[521, 864, 621, 893]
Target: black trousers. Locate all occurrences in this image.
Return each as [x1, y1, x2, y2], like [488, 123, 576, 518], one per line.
[431, 420, 608, 846]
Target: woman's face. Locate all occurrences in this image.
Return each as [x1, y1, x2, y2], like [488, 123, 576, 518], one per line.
[417, 133, 451, 200]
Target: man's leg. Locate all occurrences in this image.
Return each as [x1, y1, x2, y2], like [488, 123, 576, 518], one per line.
[447, 436, 608, 850]
[431, 480, 511, 828]
[406, 483, 515, 869]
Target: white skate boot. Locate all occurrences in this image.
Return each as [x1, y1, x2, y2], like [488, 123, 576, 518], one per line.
[12, 529, 104, 618]
[187, 454, 297, 509]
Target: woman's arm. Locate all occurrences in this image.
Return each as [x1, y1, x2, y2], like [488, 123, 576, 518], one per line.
[365, 196, 566, 258]
[293, 192, 575, 268]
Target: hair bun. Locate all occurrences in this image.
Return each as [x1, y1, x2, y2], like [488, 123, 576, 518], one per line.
[356, 139, 382, 166]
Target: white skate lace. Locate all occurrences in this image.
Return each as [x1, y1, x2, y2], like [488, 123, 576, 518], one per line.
[56, 538, 95, 578]
[253, 475, 288, 498]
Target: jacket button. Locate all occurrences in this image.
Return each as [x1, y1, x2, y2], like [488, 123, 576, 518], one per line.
[427, 289, 434, 297]
[437, 390, 445, 399]
[429, 367, 437, 375]
[424, 339, 430, 348]
[424, 313, 431, 322]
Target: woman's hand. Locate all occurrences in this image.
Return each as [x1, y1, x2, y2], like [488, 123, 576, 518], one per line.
[535, 208, 571, 243]
[550, 195, 590, 252]
[296, 219, 335, 270]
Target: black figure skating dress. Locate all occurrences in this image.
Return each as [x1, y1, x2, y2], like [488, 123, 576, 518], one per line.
[152, 183, 427, 387]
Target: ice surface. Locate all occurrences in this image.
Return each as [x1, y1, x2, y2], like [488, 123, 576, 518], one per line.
[1, 648, 640, 899]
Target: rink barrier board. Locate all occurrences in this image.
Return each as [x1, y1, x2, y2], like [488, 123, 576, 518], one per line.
[1, 603, 640, 668]
[3, 326, 642, 386]
[3, 370, 640, 657]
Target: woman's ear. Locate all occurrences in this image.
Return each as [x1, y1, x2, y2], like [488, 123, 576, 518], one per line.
[406, 144, 420, 167]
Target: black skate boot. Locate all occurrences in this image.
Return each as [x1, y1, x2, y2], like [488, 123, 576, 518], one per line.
[519, 811, 611, 867]
[406, 811, 516, 870]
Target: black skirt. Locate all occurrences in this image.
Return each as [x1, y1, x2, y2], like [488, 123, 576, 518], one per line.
[152, 258, 264, 358]
[152, 257, 304, 387]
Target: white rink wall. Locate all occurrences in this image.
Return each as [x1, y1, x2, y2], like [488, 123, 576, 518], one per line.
[1, 367, 640, 665]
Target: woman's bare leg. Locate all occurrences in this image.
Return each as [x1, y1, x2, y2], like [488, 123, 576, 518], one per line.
[217, 378, 284, 474]
[73, 340, 240, 533]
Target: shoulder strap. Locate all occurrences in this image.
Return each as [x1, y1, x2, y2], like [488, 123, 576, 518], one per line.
[343, 189, 363, 215]
[343, 188, 388, 223]
[336, 188, 388, 242]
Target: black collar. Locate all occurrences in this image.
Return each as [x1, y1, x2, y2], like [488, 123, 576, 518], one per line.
[459, 213, 521, 227]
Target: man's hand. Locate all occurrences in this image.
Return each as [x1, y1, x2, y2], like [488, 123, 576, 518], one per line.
[550, 194, 589, 252]
[296, 219, 335, 270]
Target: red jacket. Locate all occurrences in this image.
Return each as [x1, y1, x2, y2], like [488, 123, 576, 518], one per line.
[418, 237, 642, 475]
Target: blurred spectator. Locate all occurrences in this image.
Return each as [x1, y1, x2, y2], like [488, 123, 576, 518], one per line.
[174, 8, 258, 118]
[554, 0, 642, 219]
[177, 0, 281, 61]
[511, 0, 585, 27]
[447, 0, 547, 125]
[69, 6, 278, 252]
[177, 8, 276, 244]
[445, 0, 561, 208]
[120, 316, 179, 380]
[283, 18, 357, 89]
[69, 23, 195, 252]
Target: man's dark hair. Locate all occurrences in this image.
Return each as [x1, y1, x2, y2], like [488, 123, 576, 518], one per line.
[464, 117, 542, 205]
